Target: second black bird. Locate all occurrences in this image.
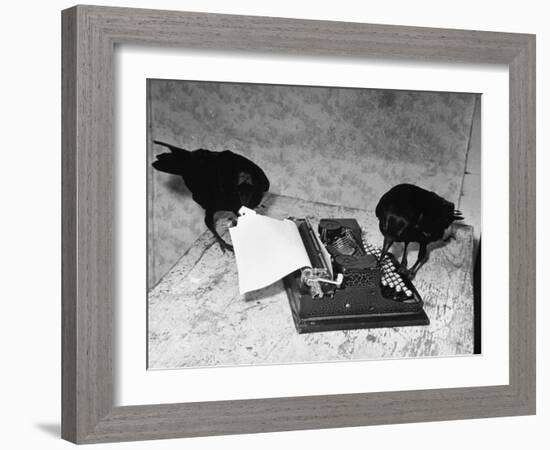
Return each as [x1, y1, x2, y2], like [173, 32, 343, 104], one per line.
[152, 141, 270, 252]
[375, 183, 463, 278]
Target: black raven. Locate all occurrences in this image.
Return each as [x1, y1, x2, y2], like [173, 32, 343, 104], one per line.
[152, 141, 270, 251]
[375, 183, 463, 278]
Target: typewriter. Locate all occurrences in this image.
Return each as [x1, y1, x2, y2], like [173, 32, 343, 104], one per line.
[283, 218, 429, 333]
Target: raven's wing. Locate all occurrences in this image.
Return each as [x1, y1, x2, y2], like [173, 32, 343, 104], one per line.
[152, 143, 269, 212]
[376, 185, 428, 241]
[414, 192, 455, 240]
[179, 149, 225, 209]
[217, 151, 270, 191]
[375, 184, 414, 220]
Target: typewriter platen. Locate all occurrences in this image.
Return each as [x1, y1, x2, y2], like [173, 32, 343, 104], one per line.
[283, 218, 429, 333]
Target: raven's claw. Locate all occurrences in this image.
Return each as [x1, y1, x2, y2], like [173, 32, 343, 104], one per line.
[397, 266, 412, 279]
[217, 239, 234, 253]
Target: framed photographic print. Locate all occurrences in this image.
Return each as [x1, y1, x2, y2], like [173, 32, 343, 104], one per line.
[62, 5, 535, 444]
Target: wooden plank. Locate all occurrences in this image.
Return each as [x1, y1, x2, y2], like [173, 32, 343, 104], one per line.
[84, 5, 531, 64]
[62, 5, 115, 442]
[508, 37, 536, 409]
[148, 194, 474, 368]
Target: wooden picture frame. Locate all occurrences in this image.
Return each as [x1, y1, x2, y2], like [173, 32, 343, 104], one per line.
[61, 5, 536, 444]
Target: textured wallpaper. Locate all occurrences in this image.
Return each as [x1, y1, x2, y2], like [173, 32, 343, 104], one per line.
[148, 80, 478, 288]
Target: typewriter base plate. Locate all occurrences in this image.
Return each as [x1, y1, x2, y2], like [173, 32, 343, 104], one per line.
[291, 309, 430, 334]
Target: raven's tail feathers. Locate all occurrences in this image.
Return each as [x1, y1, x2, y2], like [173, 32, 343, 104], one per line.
[153, 140, 185, 153]
[152, 152, 187, 175]
[151, 141, 190, 175]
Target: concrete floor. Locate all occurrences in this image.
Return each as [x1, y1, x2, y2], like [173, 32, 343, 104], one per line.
[148, 194, 474, 369]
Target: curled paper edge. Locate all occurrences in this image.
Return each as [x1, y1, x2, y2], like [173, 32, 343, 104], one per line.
[229, 207, 311, 294]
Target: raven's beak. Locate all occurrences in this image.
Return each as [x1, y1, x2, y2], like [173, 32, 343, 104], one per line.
[379, 236, 393, 263]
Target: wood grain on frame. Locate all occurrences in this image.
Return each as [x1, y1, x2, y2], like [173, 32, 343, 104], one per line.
[61, 5, 536, 444]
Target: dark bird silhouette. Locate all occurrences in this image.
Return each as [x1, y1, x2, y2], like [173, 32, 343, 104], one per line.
[375, 183, 463, 278]
[152, 141, 270, 252]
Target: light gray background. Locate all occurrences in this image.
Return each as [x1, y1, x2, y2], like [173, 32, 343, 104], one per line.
[148, 81, 481, 288]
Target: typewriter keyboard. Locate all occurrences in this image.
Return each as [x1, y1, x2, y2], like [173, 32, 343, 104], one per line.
[363, 238, 415, 301]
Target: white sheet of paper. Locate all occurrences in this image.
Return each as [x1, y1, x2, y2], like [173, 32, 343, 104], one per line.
[229, 207, 311, 294]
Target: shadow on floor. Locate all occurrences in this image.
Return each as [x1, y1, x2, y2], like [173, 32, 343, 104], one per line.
[35, 422, 60, 438]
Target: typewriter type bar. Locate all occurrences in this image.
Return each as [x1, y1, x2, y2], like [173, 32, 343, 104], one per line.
[295, 218, 340, 298]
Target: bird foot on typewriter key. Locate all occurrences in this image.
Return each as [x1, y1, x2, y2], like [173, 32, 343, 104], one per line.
[397, 266, 412, 278]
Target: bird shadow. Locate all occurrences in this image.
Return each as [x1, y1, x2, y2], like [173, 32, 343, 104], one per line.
[35, 422, 61, 438]
[162, 175, 192, 198]
[389, 231, 456, 268]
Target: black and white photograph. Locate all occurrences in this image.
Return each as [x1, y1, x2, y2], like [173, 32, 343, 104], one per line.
[2, 0, 544, 447]
[146, 79, 481, 369]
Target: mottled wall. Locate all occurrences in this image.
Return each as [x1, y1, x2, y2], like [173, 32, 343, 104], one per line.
[148, 80, 478, 288]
